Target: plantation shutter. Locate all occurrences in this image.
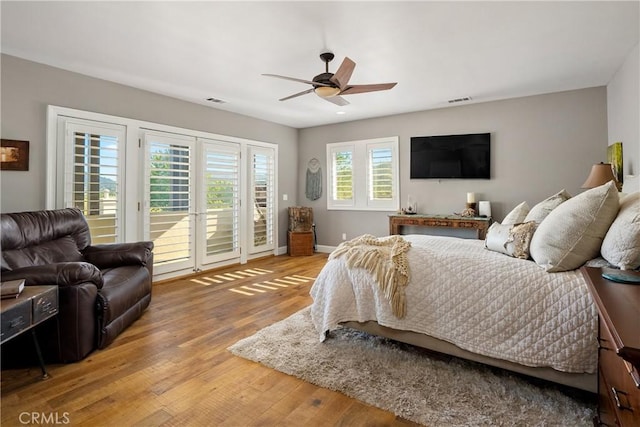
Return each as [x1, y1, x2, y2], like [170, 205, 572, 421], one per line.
[368, 145, 394, 202]
[64, 120, 125, 244]
[249, 146, 275, 253]
[327, 145, 355, 209]
[144, 132, 196, 274]
[198, 139, 241, 265]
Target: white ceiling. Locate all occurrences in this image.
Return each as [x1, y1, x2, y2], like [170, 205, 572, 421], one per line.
[1, 1, 638, 129]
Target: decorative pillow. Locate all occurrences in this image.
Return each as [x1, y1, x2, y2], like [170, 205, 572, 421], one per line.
[485, 221, 537, 259]
[502, 202, 530, 225]
[524, 189, 571, 224]
[530, 181, 619, 272]
[600, 192, 640, 270]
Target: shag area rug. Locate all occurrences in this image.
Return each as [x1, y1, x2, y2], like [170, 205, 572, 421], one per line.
[228, 307, 596, 426]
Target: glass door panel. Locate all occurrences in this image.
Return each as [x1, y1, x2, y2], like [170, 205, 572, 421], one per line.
[198, 139, 241, 267]
[144, 132, 195, 276]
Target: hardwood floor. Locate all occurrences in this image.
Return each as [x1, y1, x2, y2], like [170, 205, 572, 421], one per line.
[1, 254, 419, 427]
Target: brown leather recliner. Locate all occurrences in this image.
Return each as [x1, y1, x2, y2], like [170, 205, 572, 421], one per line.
[1, 208, 153, 362]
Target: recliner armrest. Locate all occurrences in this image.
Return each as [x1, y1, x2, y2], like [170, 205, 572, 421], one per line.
[82, 241, 154, 269]
[1, 262, 103, 288]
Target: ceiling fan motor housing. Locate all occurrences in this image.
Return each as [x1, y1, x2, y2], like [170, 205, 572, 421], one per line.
[313, 72, 337, 89]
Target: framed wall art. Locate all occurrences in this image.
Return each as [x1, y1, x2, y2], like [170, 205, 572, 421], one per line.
[1, 139, 29, 171]
[607, 141, 623, 189]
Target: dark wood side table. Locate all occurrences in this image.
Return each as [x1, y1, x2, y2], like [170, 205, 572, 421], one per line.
[1, 285, 58, 379]
[388, 214, 492, 239]
[581, 267, 640, 427]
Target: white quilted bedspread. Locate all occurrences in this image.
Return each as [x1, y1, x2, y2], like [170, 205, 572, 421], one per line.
[310, 234, 598, 373]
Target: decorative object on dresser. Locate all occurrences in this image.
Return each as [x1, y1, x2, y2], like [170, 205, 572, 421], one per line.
[478, 200, 492, 217]
[388, 213, 492, 239]
[465, 192, 477, 215]
[287, 207, 314, 256]
[404, 194, 417, 214]
[0, 208, 154, 363]
[581, 267, 640, 427]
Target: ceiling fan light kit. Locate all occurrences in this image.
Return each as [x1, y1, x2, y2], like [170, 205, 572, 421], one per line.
[315, 86, 341, 98]
[263, 51, 397, 106]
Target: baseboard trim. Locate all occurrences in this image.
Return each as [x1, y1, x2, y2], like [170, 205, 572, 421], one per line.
[315, 245, 336, 254]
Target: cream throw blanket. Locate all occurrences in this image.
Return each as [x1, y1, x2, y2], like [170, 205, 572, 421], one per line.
[329, 234, 411, 318]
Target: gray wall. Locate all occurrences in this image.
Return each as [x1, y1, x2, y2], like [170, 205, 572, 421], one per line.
[607, 42, 639, 190]
[0, 54, 299, 248]
[3, 53, 626, 251]
[298, 87, 608, 247]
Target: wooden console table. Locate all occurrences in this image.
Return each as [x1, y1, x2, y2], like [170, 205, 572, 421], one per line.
[1, 285, 58, 379]
[389, 214, 492, 240]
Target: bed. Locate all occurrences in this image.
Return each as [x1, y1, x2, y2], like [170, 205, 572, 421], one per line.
[310, 234, 599, 392]
[310, 183, 639, 393]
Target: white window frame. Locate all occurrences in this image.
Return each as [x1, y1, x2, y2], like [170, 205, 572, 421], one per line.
[326, 136, 399, 211]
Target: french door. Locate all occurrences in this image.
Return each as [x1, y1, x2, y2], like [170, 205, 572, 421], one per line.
[143, 132, 275, 277]
[50, 109, 277, 281]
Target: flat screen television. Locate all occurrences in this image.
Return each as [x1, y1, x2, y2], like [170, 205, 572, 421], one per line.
[410, 133, 490, 179]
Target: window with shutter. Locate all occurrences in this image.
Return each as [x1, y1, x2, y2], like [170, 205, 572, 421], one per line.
[64, 120, 125, 243]
[327, 137, 398, 211]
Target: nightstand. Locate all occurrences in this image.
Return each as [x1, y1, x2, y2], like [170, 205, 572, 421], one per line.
[581, 267, 640, 426]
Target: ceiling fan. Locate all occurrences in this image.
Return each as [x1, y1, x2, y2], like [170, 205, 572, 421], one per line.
[263, 51, 397, 106]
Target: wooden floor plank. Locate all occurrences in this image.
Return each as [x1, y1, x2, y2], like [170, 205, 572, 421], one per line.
[1, 253, 419, 426]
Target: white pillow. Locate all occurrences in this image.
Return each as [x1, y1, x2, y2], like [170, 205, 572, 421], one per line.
[601, 192, 640, 270]
[485, 221, 537, 259]
[524, 189, 571, 224]
[502, 202, 530, 225]
[530, 181, 619, 272]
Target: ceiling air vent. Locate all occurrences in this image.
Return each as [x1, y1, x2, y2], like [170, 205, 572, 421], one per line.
[206, 97, 226, 104]
[448, 96, 472, 104]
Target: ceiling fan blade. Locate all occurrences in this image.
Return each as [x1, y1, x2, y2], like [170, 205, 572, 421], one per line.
[330, 57, 356, 89]
[262, 74, 332, 87]
[339, 82, 397, 96]
[279, 88, 314, 101]
[323, 95, 350, 106]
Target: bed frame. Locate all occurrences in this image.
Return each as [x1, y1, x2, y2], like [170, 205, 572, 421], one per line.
[342, 320, 597, 393]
